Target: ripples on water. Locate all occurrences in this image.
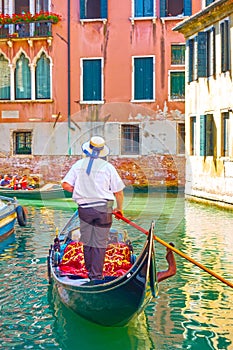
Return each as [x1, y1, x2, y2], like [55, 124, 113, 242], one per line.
[0, 194, 233, 350]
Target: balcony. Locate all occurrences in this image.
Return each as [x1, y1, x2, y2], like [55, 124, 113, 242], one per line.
[0, 11, 61, 41]
[0, 21, 52, 39]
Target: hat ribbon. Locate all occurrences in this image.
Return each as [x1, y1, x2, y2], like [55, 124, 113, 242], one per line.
[83, 144, 104, 175]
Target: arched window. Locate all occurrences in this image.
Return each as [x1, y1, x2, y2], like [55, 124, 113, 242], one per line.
[35, 53, 51, 99]
[15, 53, 31, 99]
[0, 54, 10, 100]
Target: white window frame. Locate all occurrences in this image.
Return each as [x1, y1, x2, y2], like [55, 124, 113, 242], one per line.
[80, 57, 104, 104]
[131, 55, 155, 102]
[168, 70, 185, 102]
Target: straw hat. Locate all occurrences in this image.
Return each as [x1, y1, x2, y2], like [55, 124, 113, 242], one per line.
[81, 136, 110, 157]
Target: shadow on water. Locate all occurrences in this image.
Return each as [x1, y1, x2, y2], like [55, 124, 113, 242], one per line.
[47, 285, 153, 350]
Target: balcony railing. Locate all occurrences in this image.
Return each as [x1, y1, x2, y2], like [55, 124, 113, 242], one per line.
[0, 21, 52, 39]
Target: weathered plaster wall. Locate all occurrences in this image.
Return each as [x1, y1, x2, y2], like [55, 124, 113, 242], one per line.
[0, 154, 185, 190]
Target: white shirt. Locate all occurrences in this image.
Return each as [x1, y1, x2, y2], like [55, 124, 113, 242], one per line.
[62, 158, 125, 205]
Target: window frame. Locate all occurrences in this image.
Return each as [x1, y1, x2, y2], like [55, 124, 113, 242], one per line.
[131, 55, 155, 102]
[15, 53, 31, 100]
[200, 114, 215, 157]
[221, 112, 230, 157]
[121, 124, 140, 156]
[35, 52, 51, 100]
[132, 0, 155, 19]
[171, 44, 185, 66]
[168, 70, 185, 101]
[160, 0, 192, 18]
[80, 0, 108, 22]
[220, 19, 230, 73]
[177, 122, 185, 155]
[12, 130, 32, 156]
[0, 50, 52, 102]
[0, 53, 10, 100]
[80, 57, 104, 104]
[190, 116, 197, 156]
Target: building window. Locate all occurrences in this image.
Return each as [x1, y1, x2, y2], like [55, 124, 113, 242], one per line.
[221, 112, 230, 157]
[190, 116, 197, 155]
[0, 0, 7, 14]
[207, 27, 216, 77]
[133, 56, 154, 101]
[171, 44, 185, 65]
[200, 114, 215, 156]
[220, 20, 230, 73]
[177, 123, 185, 154]
[35, 53, 51, 99]
[160, 0, 191, 17]
[13, 131, 32, 155]
[15, 53, 31, 100]
[0, 54, 10, 100]
[134, 0, 154, 17]
[80, 0, 107, 20]
[35, 0, 49, 12]
[197, 32, 207, 78]
[81, 58, 103, 102]
[15, 0, 30, 14]
[188, 38, 195, 82]
[0, 51, 52, 101]
[169, 71, 185, 100]
[121, 124, 140, 155]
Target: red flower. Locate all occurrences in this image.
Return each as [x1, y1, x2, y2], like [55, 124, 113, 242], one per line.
[0, 11, 62, 25]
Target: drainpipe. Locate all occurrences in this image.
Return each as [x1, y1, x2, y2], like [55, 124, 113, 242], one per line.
[67, 0, 71, 155]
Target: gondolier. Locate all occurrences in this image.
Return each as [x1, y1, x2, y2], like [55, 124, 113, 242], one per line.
[61, 136, 125, 281]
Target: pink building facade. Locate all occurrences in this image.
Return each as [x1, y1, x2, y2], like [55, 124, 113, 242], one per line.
[0, 0, 201, 188]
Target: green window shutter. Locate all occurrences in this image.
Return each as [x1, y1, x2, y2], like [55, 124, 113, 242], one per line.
[206, 114, 214, 156]
[188, 39, 194, 82]
[200, 115, 206, 156]
[83, 59, 101, 101]
[135, 0, 144, 17]
[36, 53, 50, 99]
[15, 54, 31, 100]
[184, 0, 192, 16]
[212, 27, 216, 76]
[0, 55, 10, 100]
[197, 32, 207, 78]
[171, 45, 185, 65]
[101, 0, 107, 18]
[135, 0, 153, 17]
[160, 0, 166, 17]
[170, 72, 185, 100]
[221, 21, 230, 72]
[144, 0, 153, 16]
[134, 57, 153, 100]
[80, 0, 85, 19]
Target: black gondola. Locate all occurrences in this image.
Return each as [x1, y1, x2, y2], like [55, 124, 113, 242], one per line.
[47, 210, 158, 327]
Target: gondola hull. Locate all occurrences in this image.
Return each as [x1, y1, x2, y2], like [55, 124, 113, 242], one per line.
[0, 195, 26, 241]
[0, 185, 72, 200]
[48, 213, 158, 326]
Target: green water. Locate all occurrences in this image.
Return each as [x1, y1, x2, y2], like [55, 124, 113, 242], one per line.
[0, 192, 233, 350]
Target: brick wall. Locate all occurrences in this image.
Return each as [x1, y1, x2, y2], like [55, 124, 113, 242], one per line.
[0, 154, 185, 189]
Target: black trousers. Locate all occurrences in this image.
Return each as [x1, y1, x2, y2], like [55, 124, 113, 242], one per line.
[78, 203, 112, 279]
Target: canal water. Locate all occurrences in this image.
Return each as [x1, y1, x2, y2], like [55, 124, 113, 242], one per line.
[1, 192, 233, 350]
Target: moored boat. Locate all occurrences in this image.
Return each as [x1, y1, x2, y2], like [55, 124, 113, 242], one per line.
[0, 184, 72, 200]
[47, 210, 158, 327]
[0, 195, 27, 241]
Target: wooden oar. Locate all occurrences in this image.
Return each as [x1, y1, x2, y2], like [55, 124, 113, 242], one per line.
[113, 211, 233, 289]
